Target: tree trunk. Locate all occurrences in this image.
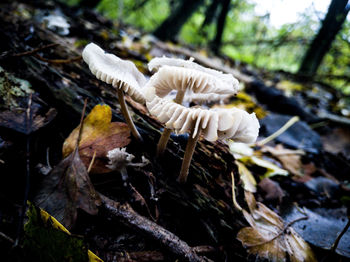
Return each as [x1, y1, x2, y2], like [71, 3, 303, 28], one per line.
[298, 0, 349, 77]
[201, 0, 221, 29]
[210, 0, 231, 55]
[79, 0, 100, 8]
[153, 0, 205, 41]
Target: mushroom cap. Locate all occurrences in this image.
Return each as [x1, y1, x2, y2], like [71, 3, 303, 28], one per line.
[182, 92, 231, 104]
[146, 95, 259, 143]
[146, 56, 239, 100]
[82, 43, 146, 104]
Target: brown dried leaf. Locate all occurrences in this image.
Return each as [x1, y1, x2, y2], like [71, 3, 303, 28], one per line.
[258, 178, 284, 203]
[63, 104, 131, 173]
[262, 144, 305, 177]
[34, 148, 101, 229]
[237, 192, 316, 262]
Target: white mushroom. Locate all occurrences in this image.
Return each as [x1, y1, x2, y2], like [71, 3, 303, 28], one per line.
[182, 92, 231, 104]
[82, 43, 146, 140]
[146, 93, 260, 183]
[148, 56, 238, 91]
[146, 57, 239, 156]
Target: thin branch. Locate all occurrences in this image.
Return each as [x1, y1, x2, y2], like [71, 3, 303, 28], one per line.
[12, 43, 59, 57]
[254, 116, 299, 146]
[0, 231, 14, 244]
[331, 218, 350, 253]
[249, 216, 309, 247]
[76, 99, 88, 151]
[34, 54, 82, 64]
[14, 93, 33, 247]
[99, 193, 211, 262]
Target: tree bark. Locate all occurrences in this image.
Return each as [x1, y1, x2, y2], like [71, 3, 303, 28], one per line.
[153, 0, 205, 41]
[298, 0, 350, 77]
[210, 0, 231, 55]
[201, 0, 221, 29]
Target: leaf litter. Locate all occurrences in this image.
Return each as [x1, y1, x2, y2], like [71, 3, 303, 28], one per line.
[24, 202, 103, 262]
[62, 104, 131, 174]
[34, 102, 101, 229]
[237, 191, 316, 262]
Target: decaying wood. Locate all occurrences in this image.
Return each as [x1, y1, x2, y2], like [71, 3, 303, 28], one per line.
[100, 194, 211, 262]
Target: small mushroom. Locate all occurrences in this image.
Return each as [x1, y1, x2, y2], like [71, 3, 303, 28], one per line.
[146, 57, 239, 155]
[146, 92, 259, 183]
[82, 43, 146, 141]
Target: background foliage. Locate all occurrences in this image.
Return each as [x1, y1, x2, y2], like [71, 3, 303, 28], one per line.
[68, 0, 350, 93]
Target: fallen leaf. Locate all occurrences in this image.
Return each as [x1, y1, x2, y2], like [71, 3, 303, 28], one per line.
[258, 178, 284, 203]
[276, 80, 303, 97]
[228, 140, 254, 159]
[24, 203, 103, 262]
[63, 104, 131, 173]
[282, 205, 350, 258]
[34, 147, 101, 229]
[321, 127, 350, 157]
[237, 192, 316, 262]
[240, 155, 289, 178]
[262, 144, 305, 177]
[213, 92, 267, 119]
[235, 160, 257, 192]
[0, 106, 57, 134]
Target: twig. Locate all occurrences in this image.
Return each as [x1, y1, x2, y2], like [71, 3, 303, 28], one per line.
[12, 43, 59, 57]
[0, 231, 14, 244]
[87, 150, 97, 174]
[192, 245, 216, 254]
[76, 99, 88, 151]
[14, 93, 33, 247]
[330, 218, 350, 253]
[254, 116, 299, 146]
[249, 216, 309, 247]
[99, 193, 211, 262]
[34, 54, 82, 64]
[231, 172, 242, 211]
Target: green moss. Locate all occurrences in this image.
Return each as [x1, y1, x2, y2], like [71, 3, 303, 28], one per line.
[0, 66, 33, 109]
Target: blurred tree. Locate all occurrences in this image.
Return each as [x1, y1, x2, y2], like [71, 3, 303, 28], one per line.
[201, 0, 221, 30]
[210, 0, 231, 54]
[153, 0, 205, 41]
[298, 0, 350, 77]
[79, 0, 100, 8]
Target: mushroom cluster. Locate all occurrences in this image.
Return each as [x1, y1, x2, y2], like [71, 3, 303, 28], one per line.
[145, 56, 240, 156]
[82, 43, 259, 183]
[144, 57, 259, 183]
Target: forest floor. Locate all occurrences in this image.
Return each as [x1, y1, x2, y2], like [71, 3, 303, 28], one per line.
[0, 1, 350, 262]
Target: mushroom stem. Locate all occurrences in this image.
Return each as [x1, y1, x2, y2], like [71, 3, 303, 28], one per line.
[117, 88, 142, 141]
[156, 90, 185, 156]
[177, 129, 201, 183]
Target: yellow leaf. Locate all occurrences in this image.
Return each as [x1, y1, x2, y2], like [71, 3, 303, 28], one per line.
[235, 160, 257, 193]
[237, 192, 316, 262]
[262, 144, 305, 177]
[240, 156, 289, 178]
[276, 80, 303, 96]
[228, 140, 254, 159]
[62, 104, 131, 173]
[33, 203, 103, 262]
[214, 92, 267, 119]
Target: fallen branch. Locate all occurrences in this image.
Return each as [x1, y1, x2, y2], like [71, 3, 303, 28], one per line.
[12, 43, 59, 57]
[0, 231, 14, 244]
[34, 54, 82, 64]
[99, 193, 211, 262]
